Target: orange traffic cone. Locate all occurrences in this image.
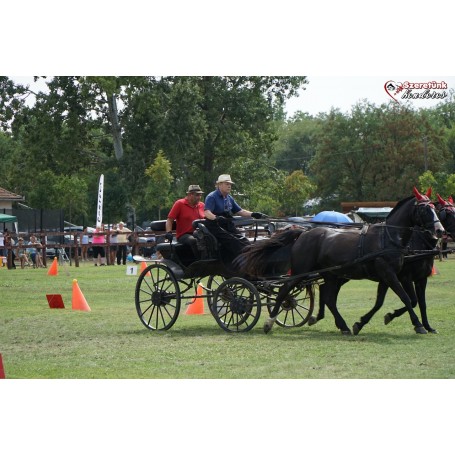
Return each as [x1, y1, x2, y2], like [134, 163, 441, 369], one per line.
[140, 261, 151, 277]
[72, 279, 91, 312]
[0, 353, 5, 379]
[431, 265, 439, 276]
[186, 284, 205, 315]
[47, 257, 58, 276]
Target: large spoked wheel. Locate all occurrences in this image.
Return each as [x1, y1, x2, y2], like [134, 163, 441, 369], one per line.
[135, 263, 181, 331]
[206, 275, 226, 315]
[212, 277, 262, 333]
[266, 284, 315, 328]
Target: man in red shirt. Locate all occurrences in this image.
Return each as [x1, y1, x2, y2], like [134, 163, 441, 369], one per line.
[165, 185, 205, 257]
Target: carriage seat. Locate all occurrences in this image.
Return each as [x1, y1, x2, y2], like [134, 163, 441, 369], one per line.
[192, 219, 219, 260]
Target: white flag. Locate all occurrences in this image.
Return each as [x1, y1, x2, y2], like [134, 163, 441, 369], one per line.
[96, 174, 104, 228]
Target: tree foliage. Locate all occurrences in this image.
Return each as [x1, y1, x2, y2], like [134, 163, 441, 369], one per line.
[1, 76, 455, 225]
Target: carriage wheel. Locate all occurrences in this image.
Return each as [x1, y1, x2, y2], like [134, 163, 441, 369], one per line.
[206, 275, 226, 315]
[212, 277, 262, 333]
[135, 263, 181, 331]
[266, 284, 315, 328]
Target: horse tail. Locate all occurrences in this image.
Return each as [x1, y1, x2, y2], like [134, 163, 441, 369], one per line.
[235, 229, 304, 277]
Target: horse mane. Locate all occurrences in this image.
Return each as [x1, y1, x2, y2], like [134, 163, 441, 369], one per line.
[386, 195, 414, 220]
[235, 229, 303, 276]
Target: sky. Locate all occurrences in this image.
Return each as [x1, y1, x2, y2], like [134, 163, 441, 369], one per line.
[285, 76, 455, 116]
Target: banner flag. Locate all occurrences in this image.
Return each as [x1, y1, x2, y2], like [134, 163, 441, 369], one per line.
[96, 174, 104, 228]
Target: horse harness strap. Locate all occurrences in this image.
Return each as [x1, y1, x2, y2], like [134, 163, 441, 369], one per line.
[357, 224, 370, 260]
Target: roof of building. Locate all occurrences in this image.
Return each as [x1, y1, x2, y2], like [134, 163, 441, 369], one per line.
[0, 187, 24, 201]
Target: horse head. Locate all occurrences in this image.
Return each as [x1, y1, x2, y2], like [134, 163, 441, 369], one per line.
[436, 194, 455, 238]
[412, 187, 444, 239]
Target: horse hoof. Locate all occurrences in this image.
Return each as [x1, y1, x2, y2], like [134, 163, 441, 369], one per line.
[263, 323, 272, 334]
[428, 328, 438, 334]
[384, 313, 393, 325]
[352, 323, 361, 336]
[415, 326, 427, 334]
[308, 316, 317, 326]
[341, 329, 352, 336]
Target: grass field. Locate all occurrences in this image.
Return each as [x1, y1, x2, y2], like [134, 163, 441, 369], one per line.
[1, 257, 455, 379]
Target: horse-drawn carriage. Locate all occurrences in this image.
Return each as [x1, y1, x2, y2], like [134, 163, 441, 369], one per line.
[134, 217, 320, 333]
[135, 188, 454, 336]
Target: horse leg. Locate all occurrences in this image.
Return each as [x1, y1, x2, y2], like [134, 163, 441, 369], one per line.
[353, 281, 388, 335]
[375, 259, 426, 334]
[309, 278, 347, 326]
[384, 280, 417, 325]
[264, 279, 296, 334]
[415, 278, 437, 333]
[308, 282, 327, 326]
[318, 278, 351, 335]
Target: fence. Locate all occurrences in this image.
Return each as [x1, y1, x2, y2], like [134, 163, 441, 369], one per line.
[1, 230, 160, 269]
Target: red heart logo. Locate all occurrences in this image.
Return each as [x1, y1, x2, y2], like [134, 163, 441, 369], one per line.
[384, 80, 403, 103]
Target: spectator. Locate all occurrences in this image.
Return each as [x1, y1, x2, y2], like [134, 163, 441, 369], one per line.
[92, 227, 106, 266]
[27, 234, 44, 268]
[81, 228, 90, 262]
[109, 224, 118, 265]
[0, 228, 4, 257]
[116, 221, 131, 265]
[4, 229, 16, 269]
[16, 238, 30, 268]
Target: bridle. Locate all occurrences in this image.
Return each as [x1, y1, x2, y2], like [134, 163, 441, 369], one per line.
[413, 199, 440, 233]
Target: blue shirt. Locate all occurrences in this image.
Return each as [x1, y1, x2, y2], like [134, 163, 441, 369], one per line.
[204, 189, 242, 216]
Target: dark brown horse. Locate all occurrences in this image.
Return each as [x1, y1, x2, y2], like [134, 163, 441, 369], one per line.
[236, 188, 444, 335]
[352, 194, 455, 335]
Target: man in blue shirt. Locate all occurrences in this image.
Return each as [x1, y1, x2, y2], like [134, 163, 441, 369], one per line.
[204, 174, 266, 264]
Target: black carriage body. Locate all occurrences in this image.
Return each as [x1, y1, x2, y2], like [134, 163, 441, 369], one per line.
[135, 217, 317, 332]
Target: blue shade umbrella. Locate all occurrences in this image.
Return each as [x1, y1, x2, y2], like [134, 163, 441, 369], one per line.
[311, 211, 353, 223]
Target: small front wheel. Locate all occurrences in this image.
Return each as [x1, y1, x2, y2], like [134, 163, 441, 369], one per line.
[266, 283, 315, 328]
[212, 277, 261, 333]
[135, 263, 181, 330]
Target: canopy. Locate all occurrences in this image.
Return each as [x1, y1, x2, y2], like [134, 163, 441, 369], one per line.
[354, 207, 392, 222]
[0, 214, 17, 223]
[311, 211, 353, 223]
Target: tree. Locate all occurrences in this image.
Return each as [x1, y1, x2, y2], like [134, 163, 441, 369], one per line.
[280, 170, 315, 216]
[53, 175, 89, 223]
[310, 102, 450, 203]
[272, 112, 321, 175]
[144, 151, 173, 220]
[121, 76, 309, 193]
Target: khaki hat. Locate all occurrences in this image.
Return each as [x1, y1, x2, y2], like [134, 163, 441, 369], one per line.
[216, 174, 235, 184]
[187, 184, 204, 194]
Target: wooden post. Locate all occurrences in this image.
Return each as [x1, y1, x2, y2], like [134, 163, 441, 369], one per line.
[74, 232, 79, 267]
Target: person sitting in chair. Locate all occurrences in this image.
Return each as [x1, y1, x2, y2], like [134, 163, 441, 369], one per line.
[165, 184, 206, 258]
[203, 174, 267, 264]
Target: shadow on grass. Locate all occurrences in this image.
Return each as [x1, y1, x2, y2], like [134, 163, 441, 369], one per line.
[121, 321, 426, 345]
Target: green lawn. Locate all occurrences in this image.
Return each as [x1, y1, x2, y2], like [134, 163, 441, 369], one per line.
[1, 258, 455, 379]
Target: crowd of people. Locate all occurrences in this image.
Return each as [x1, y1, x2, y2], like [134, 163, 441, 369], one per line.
[0, 230, 46, 269]
[0, 222, 143, 269]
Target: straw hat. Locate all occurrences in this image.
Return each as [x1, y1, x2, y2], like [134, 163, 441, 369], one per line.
[186, 184, 204, 194]
[216, 174, 234, 184]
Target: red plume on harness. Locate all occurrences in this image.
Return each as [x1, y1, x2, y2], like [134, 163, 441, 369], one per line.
[449, 196, 454, 204]
[413, 186, 431, 202]
[437, 193, 447, 206]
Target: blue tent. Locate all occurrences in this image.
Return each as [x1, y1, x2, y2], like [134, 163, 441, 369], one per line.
[311, 211, 353, 223]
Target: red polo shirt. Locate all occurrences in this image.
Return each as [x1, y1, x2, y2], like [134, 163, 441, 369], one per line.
[167, 199, 205, 239]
